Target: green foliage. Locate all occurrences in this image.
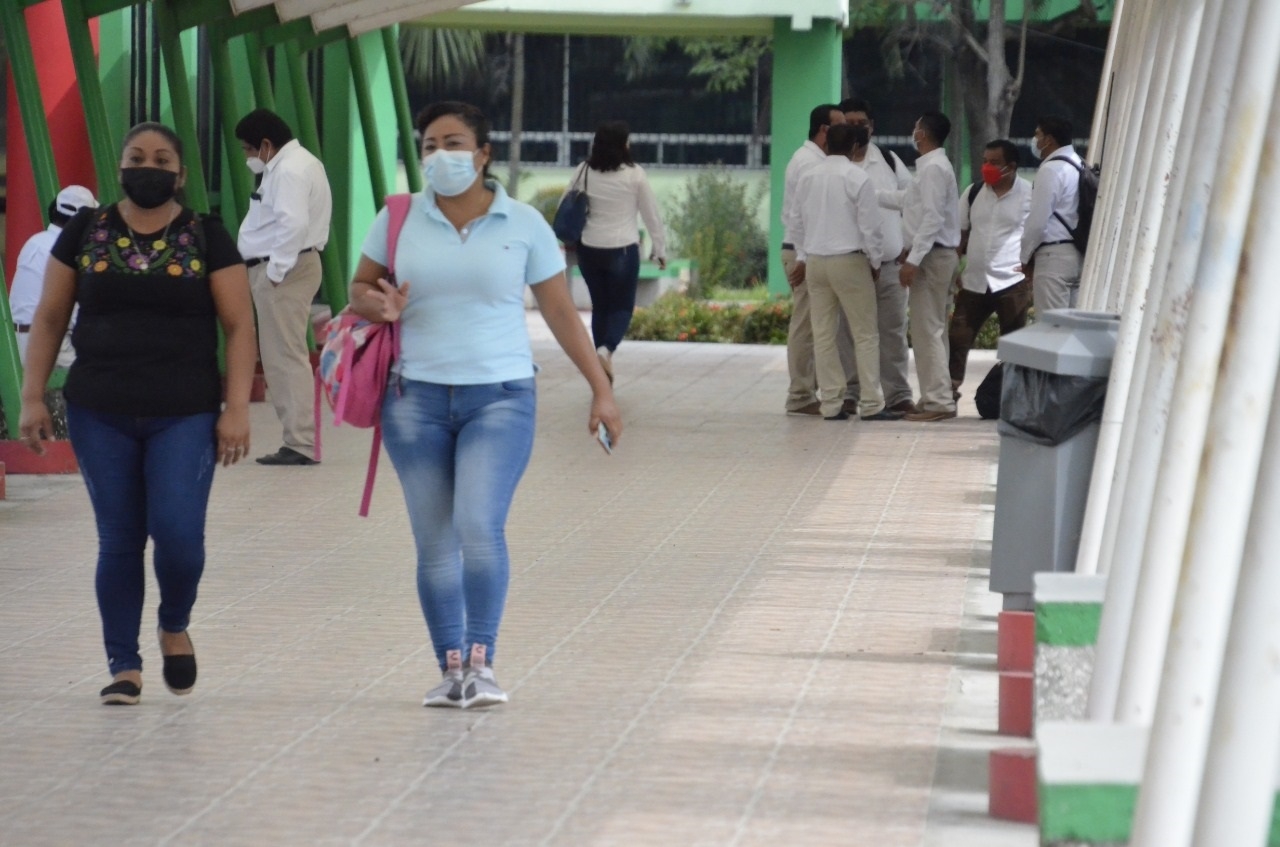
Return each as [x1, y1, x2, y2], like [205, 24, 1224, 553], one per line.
[623, 36, 770, 93]
[666, 169, 768, 296]
[528, 185, 565, 227]
[626, 293, 791, 345]
[399, 27, 486, 88]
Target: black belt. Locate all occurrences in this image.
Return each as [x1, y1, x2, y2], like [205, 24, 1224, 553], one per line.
[14, 323, 31, 332]
[1037, 240, 1075, 250]
[245, 246, 317, 269]
[933, 242, 959, 251]
[781, 242, 796, 251]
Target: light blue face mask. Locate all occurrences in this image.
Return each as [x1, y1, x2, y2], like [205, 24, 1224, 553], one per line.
[421, 150, 479, 197]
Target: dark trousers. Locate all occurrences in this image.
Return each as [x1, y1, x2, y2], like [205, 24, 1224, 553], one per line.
[576, 243, 641, 352]
[66, 402, 218, 675]
[948, 279, 1032, 390]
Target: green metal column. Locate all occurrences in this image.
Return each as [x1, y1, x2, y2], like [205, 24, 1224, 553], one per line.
[61, 0, 120, 203]
[0, 270, 21, 437]
[245, 32, 277, 111]
[209, 22, 253, 225]
[281, 40, 346, 311]
[383, 26, 422, 193]
[152, 0, 209, 211]
[346, 36, 389, 207]
[1, 0, 62, 213]
[767, 18, 841, 295]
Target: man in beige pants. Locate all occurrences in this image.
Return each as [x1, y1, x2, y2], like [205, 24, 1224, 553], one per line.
[887, 112, 961, 422]
[235, 108, 332, 465]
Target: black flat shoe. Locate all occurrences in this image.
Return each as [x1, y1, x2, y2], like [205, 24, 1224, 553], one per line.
[159, 629, 197, 695]
[100, 680, 141, 705]
[255, 447, 318, 466]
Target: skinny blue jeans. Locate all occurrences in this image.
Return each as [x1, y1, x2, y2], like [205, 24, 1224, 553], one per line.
[381, 377, 536, 670]
[65, 402, 218, 676]
[577, 242, 640, 352]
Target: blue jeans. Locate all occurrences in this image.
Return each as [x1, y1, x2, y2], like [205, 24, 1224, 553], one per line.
[577, 243, 640, 352]
[65, 402, 218, 676]
[381, 378, 537, 670]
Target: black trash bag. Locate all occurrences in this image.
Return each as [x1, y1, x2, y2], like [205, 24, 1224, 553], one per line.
[997, 363, 1108, 446]
[975, 362, 1004, 420]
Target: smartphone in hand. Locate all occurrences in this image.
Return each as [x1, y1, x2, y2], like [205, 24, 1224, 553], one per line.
[597, 422, 613, 455]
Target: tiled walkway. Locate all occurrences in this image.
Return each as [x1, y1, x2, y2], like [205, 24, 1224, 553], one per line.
[0, 316, 1034, 846]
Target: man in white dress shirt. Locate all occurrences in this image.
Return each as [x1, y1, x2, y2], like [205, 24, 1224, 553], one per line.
[951, 139, 1032, 398]
[9, 185, 97, 368]
[888, 112, 962, 422]
[780, 103, 858, 416]
[1020, 115, 1083, 315]
[792, 124, 898, 422]
[842, 98, 916, 415]
[235, 108, 332, 465]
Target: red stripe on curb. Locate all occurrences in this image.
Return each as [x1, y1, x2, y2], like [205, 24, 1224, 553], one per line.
[989, 747, 1038, 823]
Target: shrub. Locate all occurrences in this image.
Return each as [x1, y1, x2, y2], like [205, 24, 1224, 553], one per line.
[528, 185, 565, 227]
[666, 169, 767, 296]
[626, 292, 790, 345]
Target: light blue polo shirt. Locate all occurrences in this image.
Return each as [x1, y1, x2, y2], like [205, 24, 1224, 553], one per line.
[360, 181, 566, 385]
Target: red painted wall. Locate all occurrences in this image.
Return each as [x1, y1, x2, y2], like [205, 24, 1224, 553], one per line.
[5, 4, 99, 287]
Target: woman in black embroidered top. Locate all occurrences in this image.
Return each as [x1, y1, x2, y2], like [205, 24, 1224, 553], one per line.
[18, 122, 256, 706]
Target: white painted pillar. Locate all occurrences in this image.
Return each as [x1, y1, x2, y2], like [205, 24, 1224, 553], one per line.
[1105, 0, 1264, 731]
[1085, 0, 1126, 167]
[1191, 209, 1280, 845]
[1126, 0, 1280, 838]
[1086, 0, 1243, 721]
[1073, 0, 1208, 581]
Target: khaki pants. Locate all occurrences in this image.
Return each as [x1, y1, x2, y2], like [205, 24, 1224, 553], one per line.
[249, 251, 323, 459]
[807, 253, 883, 418]
[908, 247, 960, 414]
[845, 260, 912, 408]
[783, 248, 856, 410]
[1031, 243, 1082, 316]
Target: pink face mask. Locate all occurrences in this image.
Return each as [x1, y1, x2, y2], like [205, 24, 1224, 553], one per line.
[980, 164, 1005, 186]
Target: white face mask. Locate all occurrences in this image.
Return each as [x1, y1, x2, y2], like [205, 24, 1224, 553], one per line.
[1031, 137, 1045, 160]
[422, 150, 479, 197]
[246, 156, 266, 175]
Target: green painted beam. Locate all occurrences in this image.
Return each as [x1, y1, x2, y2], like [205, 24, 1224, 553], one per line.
[0, 266, 22, 437]
[347, 36, 389, 207]
[0, 0, 61, 213]
[260, 18, 316, 49]
[220, 7, 279, 40]
[244, 32, 278, 111]
[297, 26, 350, 54]
[281, 39, 348, 312]
[383, 26, 423, 194]
[173, 0, 238, 32]
[61, 0, 121, 205]
[209, 21, 253, 225]
[153, 0, 210, 212]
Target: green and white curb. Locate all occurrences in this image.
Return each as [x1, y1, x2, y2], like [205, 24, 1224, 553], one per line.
[1035, 573, 1105, 724]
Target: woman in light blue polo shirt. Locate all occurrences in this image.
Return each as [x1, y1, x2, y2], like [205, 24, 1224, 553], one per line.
[349, 101, 622, 709]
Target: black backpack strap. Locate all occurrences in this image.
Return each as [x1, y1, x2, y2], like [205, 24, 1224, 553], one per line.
[885, 148, 902, 173]
[967, 182, 982, 207]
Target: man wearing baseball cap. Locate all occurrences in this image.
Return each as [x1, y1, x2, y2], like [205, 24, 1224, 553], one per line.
[10, 184, 98, 367]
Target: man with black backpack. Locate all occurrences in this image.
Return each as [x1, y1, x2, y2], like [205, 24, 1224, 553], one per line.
[1020, 116, 1086, 316]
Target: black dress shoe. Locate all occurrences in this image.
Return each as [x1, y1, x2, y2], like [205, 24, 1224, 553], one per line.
[100, 680, 141, 705]
[159, 629, 197, 695]
[861, 410, 905, 421]
[823, 410, 851, 421]
[256, 447, 319, 466]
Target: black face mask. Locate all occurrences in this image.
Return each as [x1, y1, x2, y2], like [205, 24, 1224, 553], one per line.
[120, 167, 178, 209]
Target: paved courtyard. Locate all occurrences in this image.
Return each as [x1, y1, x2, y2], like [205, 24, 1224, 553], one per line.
[0, 316, 1034, 846]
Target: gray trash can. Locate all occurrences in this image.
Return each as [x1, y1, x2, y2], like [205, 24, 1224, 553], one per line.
[990, 309, 1120, 610]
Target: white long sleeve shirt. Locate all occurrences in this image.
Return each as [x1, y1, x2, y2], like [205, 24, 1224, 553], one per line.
[9, 224, 62, 324]
[792, 155, 884, 267]
[959, 178, 1032, 294]
[575, 163, 667, 260]
[1020, 146, 1082, 265]
[781, 140, 826, 246]
[237, 139, 332, 284]
[894, 148, 961, 266]
[853, 142, 911, 259]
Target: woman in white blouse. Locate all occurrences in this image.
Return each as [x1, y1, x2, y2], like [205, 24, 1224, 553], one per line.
[569, 121, 667, 383]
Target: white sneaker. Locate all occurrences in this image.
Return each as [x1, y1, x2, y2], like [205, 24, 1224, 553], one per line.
[423, 649, 464, 708]
[461, 644, 508, 709]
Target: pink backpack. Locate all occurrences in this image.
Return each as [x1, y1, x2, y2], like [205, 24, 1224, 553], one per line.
[315, 194, 412, 516]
